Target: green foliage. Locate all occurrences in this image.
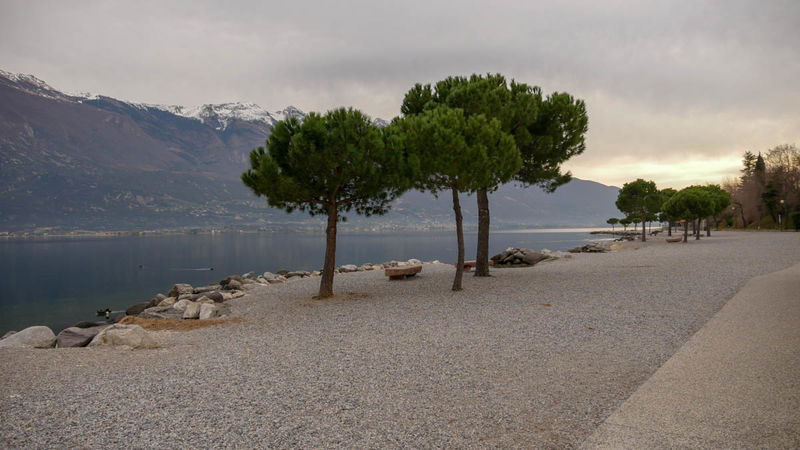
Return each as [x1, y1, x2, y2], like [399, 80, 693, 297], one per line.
[662, 187, 715, 221]
[392, 106, 521, 193]
[242, 108, 409, 217]
[703, 184, 732, 215]
[517, 91, 588, 191]
[400, 73, 587, 192]
[606, 217, 619, 225]
[616, 179, 662, 219]
[761, 181, 780, 220]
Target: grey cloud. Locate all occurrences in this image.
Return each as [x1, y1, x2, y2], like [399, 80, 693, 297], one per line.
[1, 0, 798, 186]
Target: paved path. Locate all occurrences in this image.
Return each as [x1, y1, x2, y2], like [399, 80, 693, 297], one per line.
[582, 262, 800, 449]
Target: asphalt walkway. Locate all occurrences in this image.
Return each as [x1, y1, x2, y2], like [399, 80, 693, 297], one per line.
[581, 262, 800, 448]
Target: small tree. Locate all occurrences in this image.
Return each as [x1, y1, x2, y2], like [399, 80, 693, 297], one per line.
[631, 216, 641, 233]
[662, 187, 715, 242]
[660, 188, 677, 236]
[607, 217, 619, 234]
[616, 179, 662, 242]
[620, 218, 631, 232]
[242, 108, 409, 298]
[394, 106, 520, 291]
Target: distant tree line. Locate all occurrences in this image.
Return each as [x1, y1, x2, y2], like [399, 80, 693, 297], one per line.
[722, 145, 800, 229]
[610, 179, 731, 243]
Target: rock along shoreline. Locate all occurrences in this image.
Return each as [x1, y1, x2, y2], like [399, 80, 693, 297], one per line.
[0, 241, 614, 349]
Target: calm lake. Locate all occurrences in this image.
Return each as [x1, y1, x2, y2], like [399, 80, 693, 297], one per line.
[0, 228, 607, 334]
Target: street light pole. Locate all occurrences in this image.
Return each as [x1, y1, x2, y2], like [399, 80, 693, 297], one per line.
[779, 199, 784, 231]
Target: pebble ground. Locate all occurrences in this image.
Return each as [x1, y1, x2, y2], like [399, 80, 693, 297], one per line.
[1, 230, 798, 448]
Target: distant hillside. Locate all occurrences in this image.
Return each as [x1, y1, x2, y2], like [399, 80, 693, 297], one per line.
[0, 69, 620, 232]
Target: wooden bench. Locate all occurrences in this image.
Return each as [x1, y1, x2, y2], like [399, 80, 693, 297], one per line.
[665, 237, 682, 243]
[455, 260, 494, 272]
[385, 265, 422, 280]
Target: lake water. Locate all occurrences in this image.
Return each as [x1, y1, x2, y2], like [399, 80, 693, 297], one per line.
[0, 229, 608, 334]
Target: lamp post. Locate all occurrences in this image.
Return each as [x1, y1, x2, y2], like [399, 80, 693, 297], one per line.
[779, 199, 784, 231]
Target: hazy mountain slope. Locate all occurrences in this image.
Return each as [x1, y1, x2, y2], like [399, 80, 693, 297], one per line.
[0, 69, 621, 232]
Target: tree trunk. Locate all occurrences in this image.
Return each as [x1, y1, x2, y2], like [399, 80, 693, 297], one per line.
[318, 204, 338, 298]
[641, 212, 647, 242]
[683, 221, 688, 242]
[695, 218, 701, 240]
[475, 187, 491, 277]
[706, 217, 711, 236]
[451, 186, 464, 291]
[667, 220, 672, 237]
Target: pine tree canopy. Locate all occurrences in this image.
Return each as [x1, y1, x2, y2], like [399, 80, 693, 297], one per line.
[242, 107, 409, 218]
[392, 106, 521, 194]
[616, 178, 662, 217]
[662, 187, 716, 221]
[400, 73, 587, 192]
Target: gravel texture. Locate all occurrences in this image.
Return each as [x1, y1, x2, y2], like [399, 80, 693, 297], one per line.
[1, 231, 799, 448]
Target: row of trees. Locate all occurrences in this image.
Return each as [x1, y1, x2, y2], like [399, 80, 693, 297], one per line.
[243, 74, 588, 298]
[723, 145, 800, 228]
[610, 179, 731, 243]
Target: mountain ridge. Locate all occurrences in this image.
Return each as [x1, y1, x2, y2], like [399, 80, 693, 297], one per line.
[0, 69, 621, 232]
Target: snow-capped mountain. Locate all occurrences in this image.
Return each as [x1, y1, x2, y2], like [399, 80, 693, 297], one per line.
[1, 69, 617, 232]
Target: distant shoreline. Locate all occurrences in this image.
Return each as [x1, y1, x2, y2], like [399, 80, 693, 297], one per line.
[0, 226, 612, 241]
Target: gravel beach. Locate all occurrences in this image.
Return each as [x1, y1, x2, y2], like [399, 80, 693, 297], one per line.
[2, 230, 799, 448]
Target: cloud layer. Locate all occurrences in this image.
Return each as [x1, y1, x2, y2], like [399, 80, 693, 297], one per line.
[2, 0, 798, 188]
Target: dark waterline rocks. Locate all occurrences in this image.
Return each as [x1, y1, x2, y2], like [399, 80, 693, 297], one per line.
[56, 326, 103, 348]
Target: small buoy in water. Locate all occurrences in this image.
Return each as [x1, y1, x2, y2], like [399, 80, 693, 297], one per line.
[210, 267, 214, 271]
[138, 264, 143, 269]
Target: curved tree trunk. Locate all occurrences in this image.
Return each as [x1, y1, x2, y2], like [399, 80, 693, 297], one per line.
[475, 187, 491, 277]
[683, 221, 688, 242]
[452, 186, 465, 291]
[318, 203, 338, 298]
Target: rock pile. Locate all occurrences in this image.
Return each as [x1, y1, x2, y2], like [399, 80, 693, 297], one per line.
[1, 258, 440, 350]
[491, 248, 564, 267]
[568, 242, 611, 253]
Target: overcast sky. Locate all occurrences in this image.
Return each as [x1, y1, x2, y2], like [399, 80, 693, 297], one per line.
[1, 0, 798, 188]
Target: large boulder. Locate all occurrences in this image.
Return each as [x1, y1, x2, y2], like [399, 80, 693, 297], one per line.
[146, 294, 166, 308]
[204, 291, 224, 303]
[2, 331, 16, 339]
[182, 302, 201, 319]
[125, 302, 150, 316]
[0, 326, 56, 348]
[515, 249, 551, 266]
[193, 284, 221, 294]
[286, 271, 310, 278]
[339, 264, 358, 273]
[88, 324, 157, 349]
[198, 303, 218, 320]
[139, 306, 183, 320]
[172, 299, 192, 312]
[491, 248, 553, 267]
[56, 326, 103, 348]
[168, 283, 193, 298]
[224, 279, 242, 291]
[267, 275, 286, 284]
[157, 296, 177, 307]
